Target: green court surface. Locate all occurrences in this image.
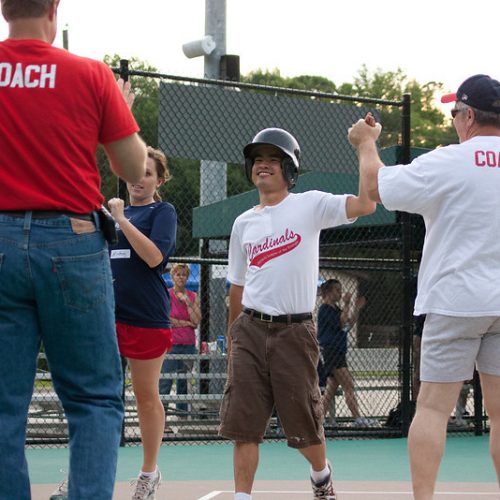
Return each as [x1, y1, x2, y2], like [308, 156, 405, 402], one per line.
[27, 435, 496, 485]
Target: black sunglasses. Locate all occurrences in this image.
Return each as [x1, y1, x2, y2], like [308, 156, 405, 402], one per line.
[451, 108, 466, 119]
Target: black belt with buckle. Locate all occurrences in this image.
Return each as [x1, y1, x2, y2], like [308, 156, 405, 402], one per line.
[243, 307, 312, 324]
[0, 210, 94, 221]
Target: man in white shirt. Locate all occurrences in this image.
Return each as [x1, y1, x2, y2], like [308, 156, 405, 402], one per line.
[219, 127, 376, 500]
[348, 74, 500, 499]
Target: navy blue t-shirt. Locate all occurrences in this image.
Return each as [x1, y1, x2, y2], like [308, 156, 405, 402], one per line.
[317, 303, 347, 354]
[109, 202, 177, 328]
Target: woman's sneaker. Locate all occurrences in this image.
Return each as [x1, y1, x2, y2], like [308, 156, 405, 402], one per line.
[131, 469, 161, 500]
[49, 479, 68, 500]
[311, 462, 337, 499]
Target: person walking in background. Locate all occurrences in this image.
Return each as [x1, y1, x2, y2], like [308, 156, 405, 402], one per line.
[0, 0, 147, 498]
[317, 279, 377, 428]
[450, 379, 473, 428]
[160, 263, 201, 416]
[348, 74, 500, 499]
[108, 147, 177, 499]
[219, 127, 376, 500]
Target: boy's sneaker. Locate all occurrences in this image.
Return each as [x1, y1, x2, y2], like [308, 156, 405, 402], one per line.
[311, 462, 337, 499]
[131, 469, 161, 500]
[49, 479, 68, 500]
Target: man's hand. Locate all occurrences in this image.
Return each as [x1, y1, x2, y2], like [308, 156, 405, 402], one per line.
[348, 112, 382, 148]
[117, 78, 135, 110]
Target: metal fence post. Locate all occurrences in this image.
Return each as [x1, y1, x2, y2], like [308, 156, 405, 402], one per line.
[117, 59, 129, 200]
[473, 369, 484, 435]
[400, 93, 413, 436]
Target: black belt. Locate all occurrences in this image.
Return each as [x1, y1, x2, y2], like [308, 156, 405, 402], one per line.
[0, 211, 94, 221]
[243, 307, 312, 324]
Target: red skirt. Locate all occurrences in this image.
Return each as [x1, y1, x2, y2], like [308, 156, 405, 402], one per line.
[116, 322, 172, 360]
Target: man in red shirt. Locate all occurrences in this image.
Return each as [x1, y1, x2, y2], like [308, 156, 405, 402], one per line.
[0, 1, 146, 498]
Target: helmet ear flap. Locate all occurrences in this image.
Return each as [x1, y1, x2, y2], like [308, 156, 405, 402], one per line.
[282, 157, 298, 188]
[244, 157, 254, 183]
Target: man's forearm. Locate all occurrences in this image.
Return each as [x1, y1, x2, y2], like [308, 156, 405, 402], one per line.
[357, 141, 384, 203]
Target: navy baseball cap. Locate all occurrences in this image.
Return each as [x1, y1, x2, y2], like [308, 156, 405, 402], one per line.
[441, 74, 500, 113]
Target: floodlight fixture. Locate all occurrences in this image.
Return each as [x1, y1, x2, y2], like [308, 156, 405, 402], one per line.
[182, 36, 216, 59]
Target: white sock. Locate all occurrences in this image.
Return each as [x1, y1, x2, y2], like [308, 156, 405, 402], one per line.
[235, 493, 252, 500]
[139, 466, 157, 478]
[310, 463, 330, 483]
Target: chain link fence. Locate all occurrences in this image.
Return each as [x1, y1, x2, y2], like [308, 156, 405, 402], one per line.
[27, 66, 488, 447]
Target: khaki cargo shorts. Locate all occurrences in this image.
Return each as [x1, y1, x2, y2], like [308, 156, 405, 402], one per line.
[219, 312, 325, 448]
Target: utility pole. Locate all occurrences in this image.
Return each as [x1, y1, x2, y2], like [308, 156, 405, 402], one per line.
[199, 0, 227, 210]
[182, 1, 230, 393]
[182, 0, 232, 392]
[200, 1, 227, 385]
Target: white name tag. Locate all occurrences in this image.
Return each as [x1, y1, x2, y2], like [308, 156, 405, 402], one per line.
[110, 249, 131, 259]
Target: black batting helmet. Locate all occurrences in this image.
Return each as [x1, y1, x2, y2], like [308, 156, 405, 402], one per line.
[243, 128, 301, 188]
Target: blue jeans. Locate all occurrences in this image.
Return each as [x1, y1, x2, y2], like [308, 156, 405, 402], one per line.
[0, 213, 123, 499]
[159, 344, 197, 412]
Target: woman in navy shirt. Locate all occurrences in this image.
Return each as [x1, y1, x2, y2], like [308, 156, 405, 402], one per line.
[108, 147, 176, 498]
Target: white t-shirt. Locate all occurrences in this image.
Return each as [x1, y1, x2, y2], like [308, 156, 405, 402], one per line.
[379, 135, 500, 317]
[227, 191, 355, 315]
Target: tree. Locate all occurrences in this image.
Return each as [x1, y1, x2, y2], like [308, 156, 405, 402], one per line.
[350, 65, 455, 148]
[243, 68, 337, 94]
[242, 66, 457, 149]
[98, 55, 160, 202]
[103, 54, 159, 147]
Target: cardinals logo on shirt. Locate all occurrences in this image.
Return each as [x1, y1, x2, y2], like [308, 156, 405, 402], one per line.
[248, 228, 301, 268]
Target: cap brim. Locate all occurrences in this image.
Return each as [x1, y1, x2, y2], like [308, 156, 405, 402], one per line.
[441, 93, 457, 104]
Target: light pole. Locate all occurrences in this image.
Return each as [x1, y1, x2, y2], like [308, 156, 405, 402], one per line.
[182, 1, 229, 380]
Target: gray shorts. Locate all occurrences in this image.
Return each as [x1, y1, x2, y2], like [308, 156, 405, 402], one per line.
[219, 313, 324, 448]
[420, 313, 500, 382]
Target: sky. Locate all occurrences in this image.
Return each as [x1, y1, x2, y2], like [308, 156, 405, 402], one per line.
[0, 0, 498, 103]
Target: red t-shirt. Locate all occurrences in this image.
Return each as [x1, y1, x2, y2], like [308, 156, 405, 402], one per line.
[0, 39, 139, 212]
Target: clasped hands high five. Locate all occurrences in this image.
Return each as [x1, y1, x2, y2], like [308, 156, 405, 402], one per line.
[348, 112, 382, 147]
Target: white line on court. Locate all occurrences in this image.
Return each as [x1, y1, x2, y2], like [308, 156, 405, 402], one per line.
[197, 492, 224, 500]
[336, 493, 498, 497]
[198, 491, 499, 498]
